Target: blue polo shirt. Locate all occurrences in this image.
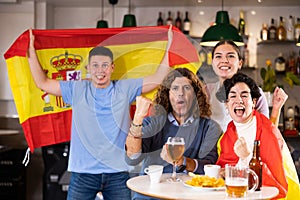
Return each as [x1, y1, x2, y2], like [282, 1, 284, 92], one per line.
[60, 79, 142, 174]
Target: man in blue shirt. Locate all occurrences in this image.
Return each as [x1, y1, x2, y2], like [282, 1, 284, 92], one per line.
[27, 28, 172, 200]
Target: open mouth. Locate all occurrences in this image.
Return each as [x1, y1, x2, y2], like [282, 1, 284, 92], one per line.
[234, 107, 245, 117]
[219, 66, 231, 70]
[96, 74, 105, 80]
[177, 100, 185, 105]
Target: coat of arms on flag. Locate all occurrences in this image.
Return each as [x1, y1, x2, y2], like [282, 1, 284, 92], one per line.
[4, 25, 200, 152]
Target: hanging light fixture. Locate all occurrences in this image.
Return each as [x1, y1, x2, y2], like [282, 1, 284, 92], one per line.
[200, 0, 244, 46]
[297, 35, 300, 46]
[122, 0, 136, 27]
[96, 0, 108, 28]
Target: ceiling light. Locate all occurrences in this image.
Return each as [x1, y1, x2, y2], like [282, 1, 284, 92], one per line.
[96, 0, 108, 28]
[200, 0, 244, 47]
[122, 0, 136, 27]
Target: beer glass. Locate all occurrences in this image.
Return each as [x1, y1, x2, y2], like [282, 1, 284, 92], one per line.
[225, 164, 259, 198]
[166, 137, 185, 182]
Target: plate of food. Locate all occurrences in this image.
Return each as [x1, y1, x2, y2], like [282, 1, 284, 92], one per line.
[183, 174, 225, 191]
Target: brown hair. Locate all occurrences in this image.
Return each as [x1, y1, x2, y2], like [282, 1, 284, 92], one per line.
[153, 68, 211, 118]
[212, 40, 242, 60]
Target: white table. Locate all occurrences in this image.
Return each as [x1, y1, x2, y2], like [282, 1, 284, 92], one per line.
[127, 173, 279, 200]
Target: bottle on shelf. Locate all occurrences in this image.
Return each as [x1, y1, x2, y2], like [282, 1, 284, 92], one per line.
[238, 10, 245, 36]
[157, 12, 164, 26]
[242, 44, 250, 68]
[183, 11, 191, 35]
[288, 51, 296, 74]
[268, 18, 277, 40]
[260, 23, 268, 41]
[297, 50, 300, 76]
[286, 15, 295, 41]
[277, 16, 286, 41]
[166, 11, 173, 25]
[295, 17, 300, 41]
[249, 140, 263, 191]
[175, 11, 182, 31]
[274, 53, 286, 74]
[295, 105, 300, 133]
[285, 106, 295, 131]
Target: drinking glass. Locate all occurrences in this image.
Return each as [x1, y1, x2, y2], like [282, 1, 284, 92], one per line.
[225, 164, 258, 198]
[166, 137, 185, 182]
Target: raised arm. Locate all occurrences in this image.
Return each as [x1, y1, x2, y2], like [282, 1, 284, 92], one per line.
[270, 87, 288, 126]
[125, 96, 152, 157]
[141, 26, 173, 93]
[27, 29, 62, 96]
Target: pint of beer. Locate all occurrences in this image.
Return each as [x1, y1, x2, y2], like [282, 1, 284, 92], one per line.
[225, 178, 248, 197]
[225, 164, 258, 198]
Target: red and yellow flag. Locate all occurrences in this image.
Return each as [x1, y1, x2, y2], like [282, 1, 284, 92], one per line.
[4, 26, 200, 152]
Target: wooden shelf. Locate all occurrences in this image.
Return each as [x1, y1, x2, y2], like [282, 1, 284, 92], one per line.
[257, 40, 297, 45]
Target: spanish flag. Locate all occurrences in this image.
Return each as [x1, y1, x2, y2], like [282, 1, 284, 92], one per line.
[217, 110, 300, 199]
[4, 26, 200, 152]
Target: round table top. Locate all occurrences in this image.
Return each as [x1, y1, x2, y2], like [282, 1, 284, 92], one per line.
[127, 173, 279, 200]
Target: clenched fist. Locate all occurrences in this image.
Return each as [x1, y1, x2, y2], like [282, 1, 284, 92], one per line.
[233, 137, 250, 160]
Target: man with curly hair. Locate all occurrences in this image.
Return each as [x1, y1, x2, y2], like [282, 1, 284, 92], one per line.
[125, 68, 222, 200]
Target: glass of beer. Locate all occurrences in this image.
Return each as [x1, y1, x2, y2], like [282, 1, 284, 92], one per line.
[225, 164, 258, 198]
[166, 137, 185, 182]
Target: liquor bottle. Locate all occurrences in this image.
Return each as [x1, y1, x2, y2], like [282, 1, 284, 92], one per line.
[238, 10, 245, 36]
[268, 18, 277, 40]
[243, 44, 249, 68]
[295, 17, 300, 41]
[297, 50, 300, 76]
[157, 12, 164, 26]
[274, 53, 286, 74]
[249, 140, 263, 191]
[277, 16, 286, 41]
[166, 11, 173, 25]
[183, 11, 191, 35]
[260, 23, 268, 41]
[285, 106, 295, 130]
[286, 15, 295, 41]
[295, 105, 300, 132]
[288, 51, 296, 74]
[175, 11, 182, 31]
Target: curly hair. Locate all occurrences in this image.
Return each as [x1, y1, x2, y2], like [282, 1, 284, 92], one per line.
[152, 68, 211, 118]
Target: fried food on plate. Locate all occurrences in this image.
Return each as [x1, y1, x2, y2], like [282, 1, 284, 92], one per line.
[185, 175, 225, 188]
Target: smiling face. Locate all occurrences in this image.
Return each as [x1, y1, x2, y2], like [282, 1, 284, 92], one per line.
[226, 82, 256, 124]
[212, 43, 243, 83]
[88, 55, 114, 88]
[169, 77, 195, 124]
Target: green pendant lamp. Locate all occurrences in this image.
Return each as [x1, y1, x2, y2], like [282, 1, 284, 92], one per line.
[200, 0, 244, 46]
[97, 0, 108, 28]
[122, 0, 136, 27]
[297, 35, 300, 46]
